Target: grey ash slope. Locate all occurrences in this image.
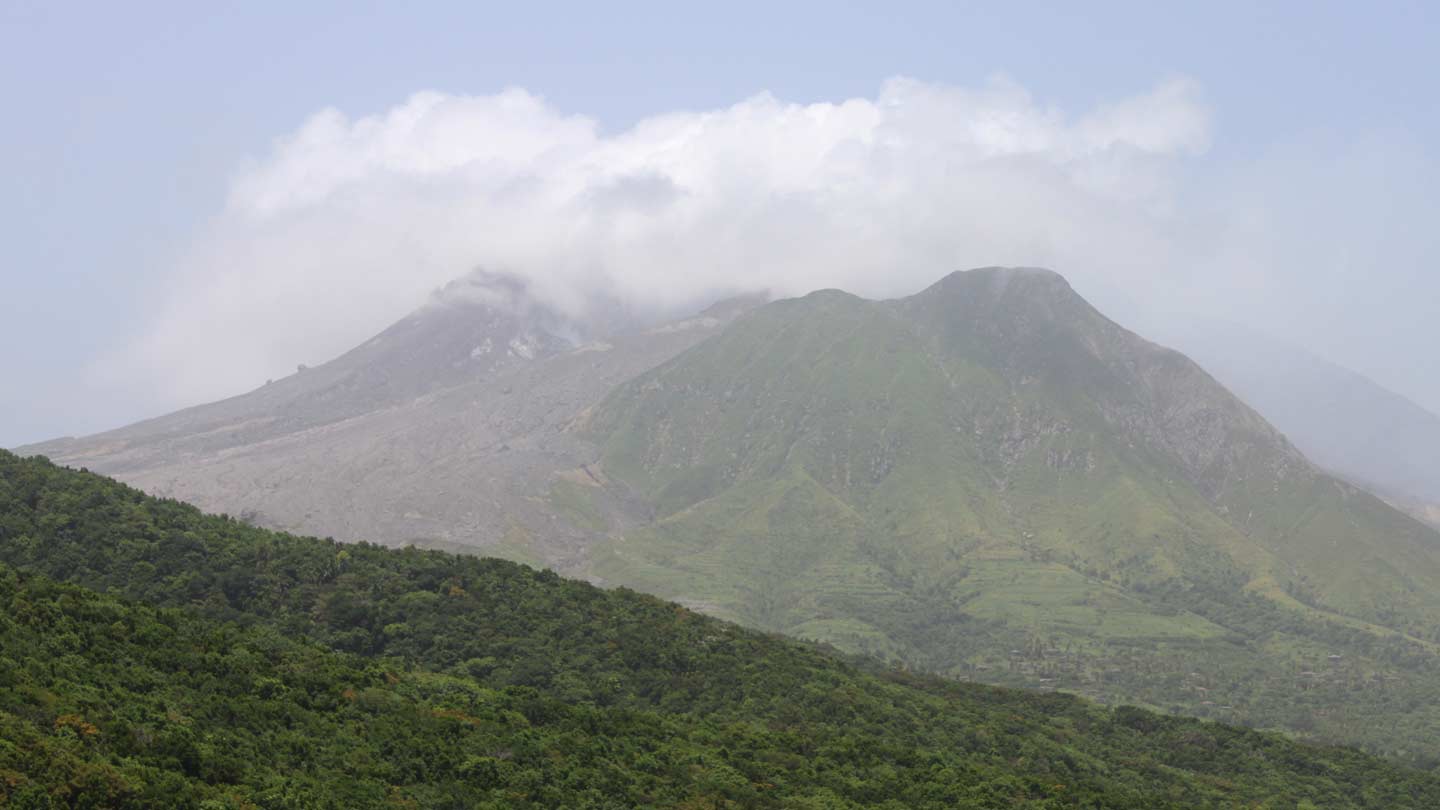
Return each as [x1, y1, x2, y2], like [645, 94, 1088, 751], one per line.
[27, 272, 573, 474]
[21, 274, 762, 566]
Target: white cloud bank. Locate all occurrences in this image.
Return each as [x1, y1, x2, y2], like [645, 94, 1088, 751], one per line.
[114, 70, 1437, 423]
[112, 76, 1218, 407]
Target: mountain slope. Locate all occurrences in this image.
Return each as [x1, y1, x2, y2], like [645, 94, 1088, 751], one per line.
[1155, 318, 1440, 527]
[579, 268, 1440, 760]
[4, 451, 1440, 808]
[29, 271, 574, 474]
[19, 275, 760, 566]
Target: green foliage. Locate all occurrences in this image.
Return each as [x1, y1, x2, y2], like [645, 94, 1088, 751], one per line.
[580, 270, 1440, 763]
[2, 451, 1440, 807]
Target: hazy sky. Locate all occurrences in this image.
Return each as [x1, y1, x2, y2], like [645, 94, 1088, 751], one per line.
[3, 1, 1439, 447]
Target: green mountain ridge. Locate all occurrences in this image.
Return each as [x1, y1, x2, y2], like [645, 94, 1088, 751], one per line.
[574, 267, 1440, 761]
[4, 450, 1440, 808]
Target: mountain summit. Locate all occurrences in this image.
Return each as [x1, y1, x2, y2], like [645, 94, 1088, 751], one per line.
[590, 267, 1439, 638]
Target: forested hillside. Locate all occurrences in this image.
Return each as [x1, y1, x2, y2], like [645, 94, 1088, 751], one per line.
[3, 450, 1440, 808]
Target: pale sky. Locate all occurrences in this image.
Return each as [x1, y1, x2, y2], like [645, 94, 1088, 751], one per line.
[3, 1, 1439, 446]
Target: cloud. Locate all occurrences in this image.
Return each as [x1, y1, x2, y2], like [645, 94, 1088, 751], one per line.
[1181, 130, 1440, 409]
[106, 76, 1217, 407]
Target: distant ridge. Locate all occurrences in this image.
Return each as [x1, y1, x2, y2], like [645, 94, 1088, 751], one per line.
[1156, 317, 1440, 523]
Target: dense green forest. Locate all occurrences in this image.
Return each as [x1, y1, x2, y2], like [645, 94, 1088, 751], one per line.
[3, 451, 1440, 808]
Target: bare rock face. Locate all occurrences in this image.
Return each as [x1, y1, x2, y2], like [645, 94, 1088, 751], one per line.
[20, 272, 764, 569]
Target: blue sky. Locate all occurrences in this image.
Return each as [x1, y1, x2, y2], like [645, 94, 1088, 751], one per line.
[3, 1, 1439, 446]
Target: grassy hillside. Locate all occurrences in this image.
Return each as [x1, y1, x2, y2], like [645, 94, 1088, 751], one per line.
[581, 268, 1440, 764]
[5, 452, 1440, 807]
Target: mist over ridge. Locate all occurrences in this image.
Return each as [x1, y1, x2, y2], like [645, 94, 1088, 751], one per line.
[62, 74, 1436, 435]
